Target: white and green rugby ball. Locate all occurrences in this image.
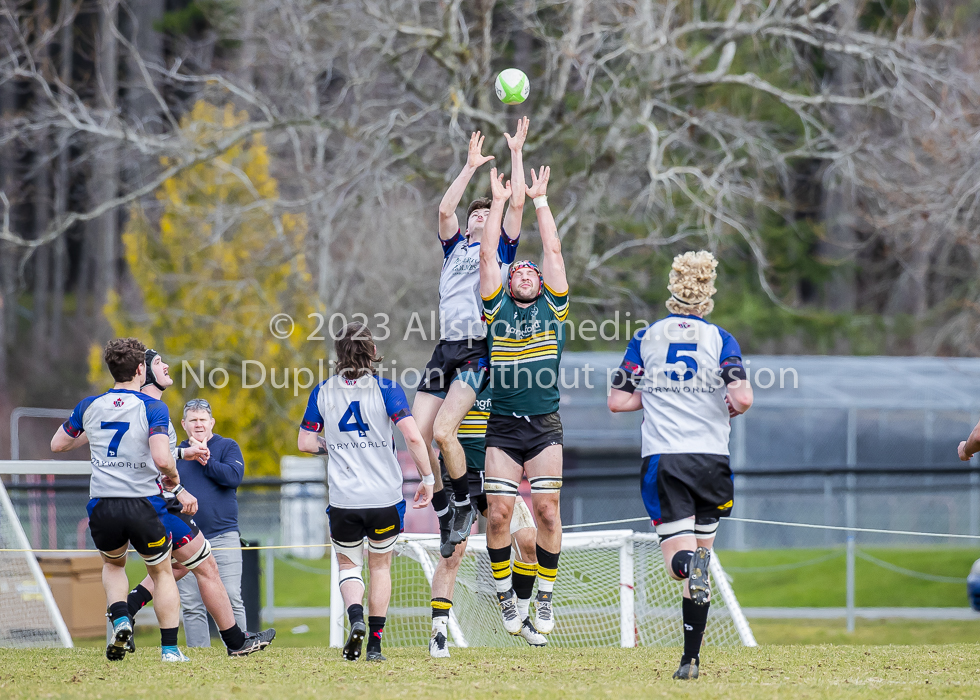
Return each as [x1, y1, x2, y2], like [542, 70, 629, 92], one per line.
[495, 68, 530, 105]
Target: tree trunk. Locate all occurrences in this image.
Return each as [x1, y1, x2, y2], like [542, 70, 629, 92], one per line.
[94, 0, 119, 308]
[50, 8, 73, 356]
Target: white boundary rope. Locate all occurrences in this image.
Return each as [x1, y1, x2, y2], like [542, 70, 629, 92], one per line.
[4, 514, 980, 552]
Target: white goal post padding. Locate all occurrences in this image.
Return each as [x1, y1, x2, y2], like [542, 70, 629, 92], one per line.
[0, 479, 73, 648]
[330, 530, 756, 648]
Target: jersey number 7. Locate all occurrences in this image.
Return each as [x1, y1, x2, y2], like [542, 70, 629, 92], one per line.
[101, 421, 131, 457]
[665, 343, 698, 381]
[339, 402, 370, 438]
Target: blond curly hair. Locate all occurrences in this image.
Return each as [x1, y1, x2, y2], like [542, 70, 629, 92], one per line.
[665, 250, 718, 317]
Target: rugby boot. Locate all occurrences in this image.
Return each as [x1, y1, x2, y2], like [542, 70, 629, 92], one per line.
[429, 629, 450, 658]
[228, 629, 277, 656]
[343, 620, 366, 661]
[496, 589, 522, 635]
[688, 547, 712, 605]
[161, 646, 190, 662]
[673, 659, 700, 680]
[534, 590, 554, 634]
[448, 501, 476, 546]
[518, 617, 548, 647]
[105, 616, 133, 662]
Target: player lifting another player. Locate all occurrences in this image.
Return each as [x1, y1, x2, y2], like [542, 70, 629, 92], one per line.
[428, 385, 544, 656]
[50, 338, 186, 662]
[298, 323, 434, 662]
[413, 119, 528, 553]
[608, 251, 753, 680]
[125, 349, 276, 657]
[480, 165, 568, 639]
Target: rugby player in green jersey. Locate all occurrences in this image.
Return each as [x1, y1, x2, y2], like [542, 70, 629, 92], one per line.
[478, 165, 567, 638]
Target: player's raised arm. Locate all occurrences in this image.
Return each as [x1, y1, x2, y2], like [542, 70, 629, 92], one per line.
[502, 116, 529, 240]
[395, 416, 434, 508]
[526, 166, 568, 295]
[608, 330, 645, 413]
[480, 168, 511, 300]
[439, 131, 495, 240]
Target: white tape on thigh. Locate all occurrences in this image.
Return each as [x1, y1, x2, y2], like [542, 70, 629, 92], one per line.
[694, 519, 720, 536]
[367, 535, 398, 554]
[334, 538, 365, 586]
[485, 477, 519, 497]
[332, 539, 364, 567]
[529, 476, 563, 494]
[101, 549, 127, 560]
[142, 544, 173, 567]
[510, 497, 536, 534]
[655, 515, 696, 541]
[179, 538, 212, 570]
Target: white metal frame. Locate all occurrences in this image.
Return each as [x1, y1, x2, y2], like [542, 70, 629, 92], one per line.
[0, 478, 73, 647]
[330, 530, 756, 649]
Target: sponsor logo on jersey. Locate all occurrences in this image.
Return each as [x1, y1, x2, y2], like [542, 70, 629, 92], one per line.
[677, 322, 691, 329]
[113, 398, 125, 407]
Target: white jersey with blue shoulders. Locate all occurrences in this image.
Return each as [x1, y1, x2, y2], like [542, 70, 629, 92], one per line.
[301, 374, 412, 509]
[438, 229, 519, 341]
[65, 388, 171, 499]
[615, 314, 745, 457]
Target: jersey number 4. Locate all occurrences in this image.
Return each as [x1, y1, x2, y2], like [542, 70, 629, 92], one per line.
[338, 402, 370, 438]
[101, 421, 130, 457]
[665, 343, 698, 381]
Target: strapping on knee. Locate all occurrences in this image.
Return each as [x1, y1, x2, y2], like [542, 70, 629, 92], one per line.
[142, 545, 172, 567]
[333, 538, 365, 587]
[484, 477, 519, 497]
[655, 515, 695, 542]
[367, 535, 397, 555]
[694, 516, 720, 537]
[529, 476, 562, 494]
[177, 538, 212, 570]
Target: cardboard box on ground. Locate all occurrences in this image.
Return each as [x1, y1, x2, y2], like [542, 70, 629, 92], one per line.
[37, 553, 105, 638]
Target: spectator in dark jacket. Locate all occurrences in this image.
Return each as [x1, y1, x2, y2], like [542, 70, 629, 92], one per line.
[175, 399, 247, 646]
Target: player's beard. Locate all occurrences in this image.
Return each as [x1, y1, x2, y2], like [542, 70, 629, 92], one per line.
[511, 282, 538, 302]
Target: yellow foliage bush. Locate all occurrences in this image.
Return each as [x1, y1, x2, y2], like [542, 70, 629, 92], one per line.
[93, 101, 321, 476]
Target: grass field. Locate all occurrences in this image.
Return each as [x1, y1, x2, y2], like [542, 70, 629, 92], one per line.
[4, 645, 980, 699]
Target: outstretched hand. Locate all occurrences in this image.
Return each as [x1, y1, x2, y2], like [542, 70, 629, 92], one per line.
[489, 167, 512, 200]
[525, 165, 550, 199]
[504, 116, 530, 152]
[467, 131, 495, 170]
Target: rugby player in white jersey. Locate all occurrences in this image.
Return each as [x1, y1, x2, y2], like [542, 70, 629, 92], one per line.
[298, 323, 434, 662]
[413, 119, 528, 553]
[50, 338, 185, 662]
[123, 349, 276, 656]
[607, 252, 754, 680]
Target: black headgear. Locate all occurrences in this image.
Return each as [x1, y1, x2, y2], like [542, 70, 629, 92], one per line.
[143, 349, 167, 391]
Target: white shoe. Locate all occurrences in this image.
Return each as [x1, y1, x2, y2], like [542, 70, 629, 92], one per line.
[534, 590, 554, 634]
[429, 629, 450, 658]
[518, 617, 548, 647]
[161, 646, 190, 662]
[496, 589, 522, 635]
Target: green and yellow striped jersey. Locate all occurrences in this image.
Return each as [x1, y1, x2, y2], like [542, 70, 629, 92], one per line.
[458, 386, 492, 441]
[482, 282, 569, 416]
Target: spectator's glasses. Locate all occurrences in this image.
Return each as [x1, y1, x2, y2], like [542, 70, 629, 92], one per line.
[183, 398, 212, 416]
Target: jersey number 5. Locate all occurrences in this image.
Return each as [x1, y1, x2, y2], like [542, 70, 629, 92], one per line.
[339, 402, 370, 438]
[665, 343, 698, 381]
[101, 421, 131, 457]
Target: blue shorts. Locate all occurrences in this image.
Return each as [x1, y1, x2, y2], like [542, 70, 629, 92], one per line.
[162, 497, 201, 551]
